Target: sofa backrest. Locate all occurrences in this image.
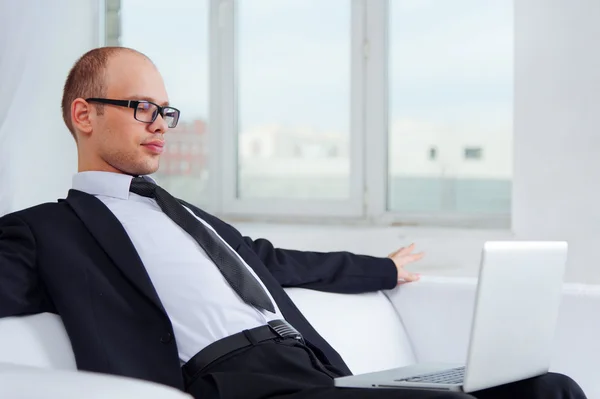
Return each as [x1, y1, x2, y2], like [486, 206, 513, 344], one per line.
[0, 288, 416, 375]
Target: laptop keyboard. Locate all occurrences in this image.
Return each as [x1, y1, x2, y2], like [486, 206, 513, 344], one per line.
[395, 366, 465, 385]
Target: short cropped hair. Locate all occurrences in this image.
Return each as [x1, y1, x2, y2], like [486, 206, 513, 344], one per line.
[61, 46, 149, 139]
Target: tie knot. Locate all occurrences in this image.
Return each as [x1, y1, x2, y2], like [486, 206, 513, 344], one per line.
[129, 176, 157, 198]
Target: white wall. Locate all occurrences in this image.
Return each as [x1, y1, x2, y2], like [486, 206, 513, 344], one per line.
[1, 0, 98, 212]
[513, 0, 600, 284]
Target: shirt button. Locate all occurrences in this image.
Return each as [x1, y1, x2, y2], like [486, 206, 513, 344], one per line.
[160, 332, 173, 344]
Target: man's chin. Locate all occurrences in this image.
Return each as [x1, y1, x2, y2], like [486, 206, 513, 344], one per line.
[119, 164, 160, 177]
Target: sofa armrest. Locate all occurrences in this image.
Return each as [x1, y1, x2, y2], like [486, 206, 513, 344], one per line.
[0, 363, 192, 399]
[384, 276, 477, 364]
[0, 313, 76, 369]
[384, 276, 600, 399]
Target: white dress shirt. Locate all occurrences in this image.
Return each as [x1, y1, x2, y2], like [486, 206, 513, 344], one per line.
[72, 171, 283, 363]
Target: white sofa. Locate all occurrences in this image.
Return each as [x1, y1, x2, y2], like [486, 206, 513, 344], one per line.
[0, 276, 598, 398]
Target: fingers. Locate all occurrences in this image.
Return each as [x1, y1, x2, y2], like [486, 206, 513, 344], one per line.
[391, 243, 423, 286]
[390, 243, 417, 258]
[397, 270, 421, 285]
[409, 252, 425, 261]
[399, 270, 420, 280]
[394, 251, 424, 264]
[397, 277, 420, 286]
[397, 243, 416, 255]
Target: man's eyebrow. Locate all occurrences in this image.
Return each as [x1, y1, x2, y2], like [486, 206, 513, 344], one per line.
[125, 95, 170, 107]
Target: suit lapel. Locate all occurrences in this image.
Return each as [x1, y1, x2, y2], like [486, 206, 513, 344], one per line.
[65, 189, 167, 315]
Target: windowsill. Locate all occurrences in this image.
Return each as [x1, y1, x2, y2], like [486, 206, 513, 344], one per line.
[227, 220, 515, 279]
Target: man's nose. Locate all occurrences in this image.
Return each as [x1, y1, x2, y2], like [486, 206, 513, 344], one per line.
[150, 114, 168, 134]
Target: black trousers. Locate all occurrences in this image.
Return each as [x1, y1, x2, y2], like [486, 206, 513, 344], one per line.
[184, 338, 587, 399]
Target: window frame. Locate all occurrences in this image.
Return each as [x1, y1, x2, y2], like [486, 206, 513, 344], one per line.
[100, 0, 512, 229]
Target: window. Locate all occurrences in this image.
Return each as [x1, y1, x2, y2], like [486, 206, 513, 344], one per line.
[180, 143, 189, 155]
[180, 160, 190, 173]
[236, 0, 351, 201]
[464, 147, 483, 160]
[429, 147, 437, 161]
[106, 0, 512, 227]
[109, 0, 210, 208]
[387, 1, 512, 217]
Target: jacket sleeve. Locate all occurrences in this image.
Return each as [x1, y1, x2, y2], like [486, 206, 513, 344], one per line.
[241, 235, 398, 294]
[178, 199, 398, 294]
[0, 214, 48, 318]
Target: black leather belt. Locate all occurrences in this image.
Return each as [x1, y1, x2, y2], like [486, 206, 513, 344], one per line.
[182, 320, 304, 382]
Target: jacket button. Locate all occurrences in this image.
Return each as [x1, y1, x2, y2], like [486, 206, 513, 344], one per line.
[160, 333, 173, 344]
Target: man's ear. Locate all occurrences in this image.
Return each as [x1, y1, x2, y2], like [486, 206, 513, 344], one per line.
[71, 98, 94, 137]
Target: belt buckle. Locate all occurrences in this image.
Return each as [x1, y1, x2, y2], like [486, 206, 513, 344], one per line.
[268, 320, 304, 343]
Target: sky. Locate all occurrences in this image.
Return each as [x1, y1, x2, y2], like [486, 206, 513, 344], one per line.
[120, 0, 513, 137]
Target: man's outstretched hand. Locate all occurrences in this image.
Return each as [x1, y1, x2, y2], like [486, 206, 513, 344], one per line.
[388, 243, 424, 285]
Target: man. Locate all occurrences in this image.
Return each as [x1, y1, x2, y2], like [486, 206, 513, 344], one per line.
[0, 47, 586, 399]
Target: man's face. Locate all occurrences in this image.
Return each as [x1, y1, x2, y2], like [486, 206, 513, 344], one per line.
[90, 53, 170, 176]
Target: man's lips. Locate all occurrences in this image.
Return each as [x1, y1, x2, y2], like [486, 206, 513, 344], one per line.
[142, 141, 165, 154]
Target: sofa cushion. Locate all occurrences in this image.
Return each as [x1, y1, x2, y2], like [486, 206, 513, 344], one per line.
[284, 288, 416, 375]
[385, 277, 478, 365]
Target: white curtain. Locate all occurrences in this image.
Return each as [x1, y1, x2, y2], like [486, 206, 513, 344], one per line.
[0, 0, 97, 215]
[0, 3, 42, 215]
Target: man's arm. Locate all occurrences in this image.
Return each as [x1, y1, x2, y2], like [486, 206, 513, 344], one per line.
[0, 214, 47, 318]
[242, 235, 399, 294]
[180, 200, 422, 294]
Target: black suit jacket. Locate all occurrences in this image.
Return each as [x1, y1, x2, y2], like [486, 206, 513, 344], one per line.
[0, 189, 397, 390]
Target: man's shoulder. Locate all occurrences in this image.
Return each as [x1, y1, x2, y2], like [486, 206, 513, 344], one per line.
[1, 200, 72, 225]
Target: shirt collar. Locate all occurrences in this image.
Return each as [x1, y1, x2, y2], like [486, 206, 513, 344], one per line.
[72, 171, 156, 200]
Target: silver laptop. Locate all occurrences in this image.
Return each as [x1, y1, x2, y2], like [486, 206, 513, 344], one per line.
[335, 241, 568, 393]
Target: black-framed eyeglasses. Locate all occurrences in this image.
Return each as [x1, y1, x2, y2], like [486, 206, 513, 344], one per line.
[86, 98, 181, 128]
